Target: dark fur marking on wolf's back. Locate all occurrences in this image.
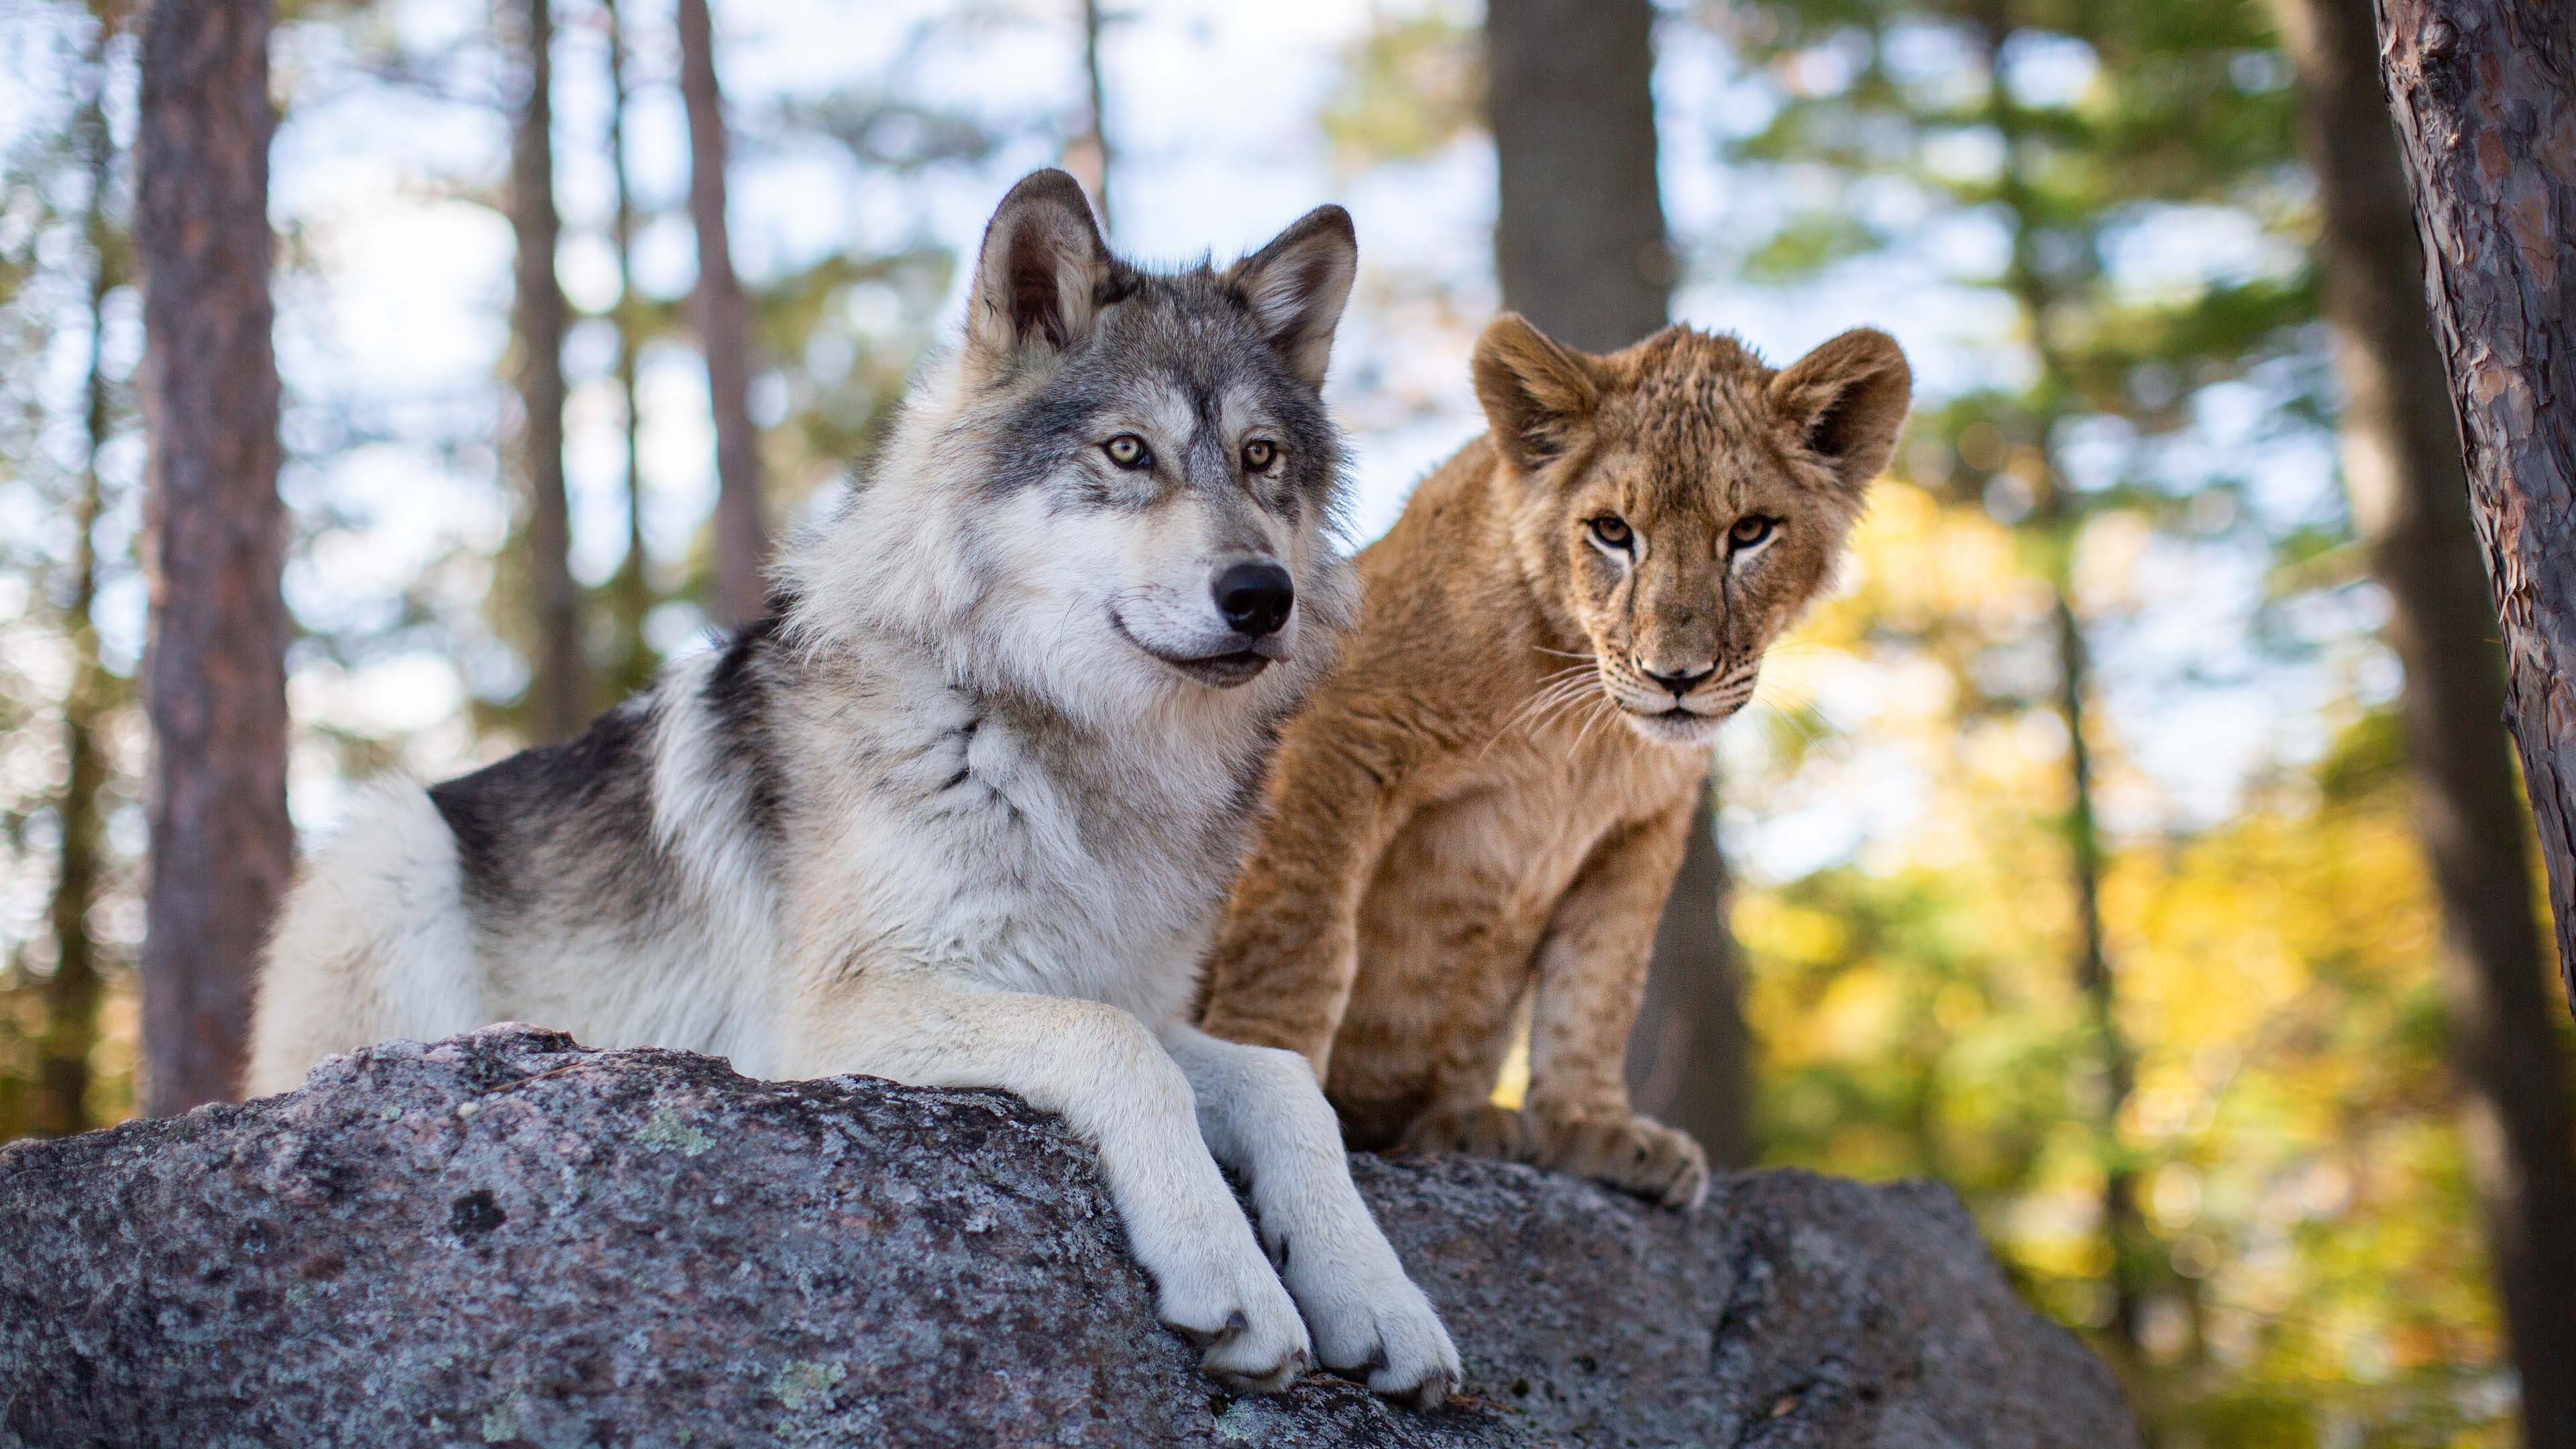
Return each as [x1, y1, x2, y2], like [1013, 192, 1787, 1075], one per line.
[429, 704, 665, 932]
[704, 612, 787, 841]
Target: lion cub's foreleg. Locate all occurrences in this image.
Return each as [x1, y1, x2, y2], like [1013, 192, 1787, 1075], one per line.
[1201, 724, 1419, 1075]
[1513, 798, 1711, 1208]
[1521, 798, 1709, 1207]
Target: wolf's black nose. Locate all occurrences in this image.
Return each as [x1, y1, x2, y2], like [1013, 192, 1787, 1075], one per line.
[1214, 561, 1295, 637]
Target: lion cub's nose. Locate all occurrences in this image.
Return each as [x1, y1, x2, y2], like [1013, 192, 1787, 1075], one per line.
[1213, 560, 1295, 638]
[1640, 662, 1716, 698]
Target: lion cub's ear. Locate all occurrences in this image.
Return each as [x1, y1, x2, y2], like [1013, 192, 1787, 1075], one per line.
[966, 169, 1114, 365]
[1226, 205, 1360, 392]
[1472, 313, 1602, 474]
[1769, 327, 1913, 494]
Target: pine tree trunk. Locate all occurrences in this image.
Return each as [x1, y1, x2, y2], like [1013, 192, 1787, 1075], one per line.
[1485, 0, 1750, 1164]
[1071, 0, 1114, 235]
[2052, 584, 2148, 1357]
[678, 0, 765, 632]
[2374, 2, 2576, 1019]
[134, 0, 292, 1115]
[38, 34, 121, 1138]
[504, 0, 586, 743]
[602, 0, 655, 702]
[1485, 0, 1671, 354]
[2300, 3, 2576, 1442]
[1976, 1, 2149, 1368]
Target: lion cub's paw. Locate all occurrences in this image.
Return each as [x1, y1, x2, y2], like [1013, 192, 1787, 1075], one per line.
[1395, 1101, 1530, 1162]
[1527, 1110, 1709, 1210]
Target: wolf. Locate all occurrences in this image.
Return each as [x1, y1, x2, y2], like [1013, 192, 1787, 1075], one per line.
[246, 170, 1460, 1405]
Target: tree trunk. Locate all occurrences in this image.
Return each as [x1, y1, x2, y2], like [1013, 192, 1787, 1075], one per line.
[678, 0, 766, 632]
[1976, 1, 2149, 1368]
[38, 33, 121, 1138]
[602, 0, 655, 702]
[134, 0, 293, 1115]
[2292, 2, 2576, 1441]
[1070, 0, 1115, 235]
[1485, 0, 1749, 1162]
[2053, 584, 2148, 1358]
[504, 0, 586, 743]
[2374, 1, 2576, 1019]
[1485, 0, 1672, 356]
[1627, 792, 1753, 1168]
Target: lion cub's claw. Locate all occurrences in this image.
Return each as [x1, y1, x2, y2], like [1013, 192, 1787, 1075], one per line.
[1527, 1110, 1709, 1210]
[1397, 1101, 1529, 1161]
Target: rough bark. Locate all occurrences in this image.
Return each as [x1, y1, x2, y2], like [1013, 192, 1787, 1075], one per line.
[678, 0, 766, 632]
[133, 0, 292, 1116]
[37, 34, 121, 1139]
[2374, 1, 2576, 1018]
[0, 1025, 2142, 1448]
[504, 0, 586, 743]
[1485, 0, 1749, 1161]
[2288, 2, 2576, 1441]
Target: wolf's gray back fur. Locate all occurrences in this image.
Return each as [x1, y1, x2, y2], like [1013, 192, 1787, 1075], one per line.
[247, 170, 1457, 1405]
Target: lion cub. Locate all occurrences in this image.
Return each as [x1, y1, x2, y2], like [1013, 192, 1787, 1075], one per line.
[1200, 314, 1909, 1207]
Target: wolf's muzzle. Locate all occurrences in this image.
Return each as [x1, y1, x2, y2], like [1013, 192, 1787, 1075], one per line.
[1213, 561, 1295, 639]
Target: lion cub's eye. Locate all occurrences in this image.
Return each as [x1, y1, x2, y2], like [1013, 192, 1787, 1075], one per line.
[1729, 515, 1778, 549]
[1241, 439, 1279, 472]
[1588, 515, 1635, 552]
[1102, 435, 1154, 470]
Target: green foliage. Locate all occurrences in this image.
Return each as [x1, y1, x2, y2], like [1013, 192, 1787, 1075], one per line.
[1318, 7, 1481, 172]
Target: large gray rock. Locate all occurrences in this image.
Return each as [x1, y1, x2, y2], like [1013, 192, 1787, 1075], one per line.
[0, 1025, 2136, 1448]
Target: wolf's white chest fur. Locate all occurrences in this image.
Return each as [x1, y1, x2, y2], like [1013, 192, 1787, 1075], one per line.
[632, 637, 1251, 1077]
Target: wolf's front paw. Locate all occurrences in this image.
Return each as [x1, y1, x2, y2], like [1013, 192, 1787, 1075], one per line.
[1270, 1210, 1461, 1408]
[1152, 1242, 1313, 1394]
[1396, 1100, 1529, 1162]
[1292, 1253, 1462, 1410]
[1527, 1109, 1708, 1209]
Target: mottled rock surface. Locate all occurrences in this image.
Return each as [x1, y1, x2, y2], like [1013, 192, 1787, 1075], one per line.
[1, 1026, 2137, 1448]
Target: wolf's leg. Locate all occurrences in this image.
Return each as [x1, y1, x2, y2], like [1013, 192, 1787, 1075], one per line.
[1161, 1024, 1462, 1408]
[790, 974, 1312, 1394]
[1521, 794, 1708, 1210]
[244, 786, 484, 1097]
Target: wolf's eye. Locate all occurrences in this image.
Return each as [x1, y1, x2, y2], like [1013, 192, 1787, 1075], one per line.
[1588, 515, 1634, 551]
[1241, 439, 1279, 472]
[1729, 515, 1778, 549]
[1102, 435, 1153, 470]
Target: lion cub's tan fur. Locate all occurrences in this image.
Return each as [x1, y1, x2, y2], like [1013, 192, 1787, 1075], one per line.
[1200, 315, 1910, 1207]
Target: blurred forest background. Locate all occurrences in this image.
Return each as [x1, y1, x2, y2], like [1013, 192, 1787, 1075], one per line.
[3, 0, 2573, 1444]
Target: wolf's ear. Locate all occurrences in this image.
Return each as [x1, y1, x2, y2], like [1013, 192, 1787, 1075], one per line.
[1225, 205, 1358, 392]
[1472, 313, 1601, 474]
[967, 169, 1114, 363]
[1770, 328, 1912, 494]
